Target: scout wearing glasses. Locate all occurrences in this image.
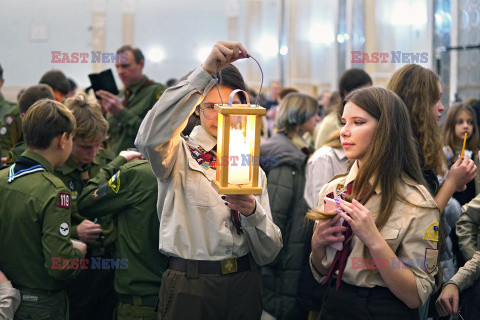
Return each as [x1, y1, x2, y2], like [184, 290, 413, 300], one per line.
[135, 41, 282, 320]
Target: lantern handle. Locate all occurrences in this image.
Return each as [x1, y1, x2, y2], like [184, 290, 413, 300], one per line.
[228, 89, 251, 107]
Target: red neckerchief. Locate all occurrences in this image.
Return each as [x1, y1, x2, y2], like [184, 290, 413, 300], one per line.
[322, 181, 353, 289]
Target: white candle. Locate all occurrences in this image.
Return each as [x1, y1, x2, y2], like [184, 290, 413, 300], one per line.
[228, 129, 250, 185]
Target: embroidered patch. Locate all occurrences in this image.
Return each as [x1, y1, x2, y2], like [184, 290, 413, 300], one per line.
[68, 181, 75, 190]
[59, 221, 70, 237]
[58, 193, 70, 208]
[108, 172, 121, 193]
[92, 183, 109, 199]
[156, 89, 165, 100]
[424, 247, 438, 274]
[423, 221, 439, 242]
[5, 116, 13, 125]
[71, 191, 78, 200]
[0, 127, 6, 135]
[22, 295, 38, 302]
[336, 184, 346, 195]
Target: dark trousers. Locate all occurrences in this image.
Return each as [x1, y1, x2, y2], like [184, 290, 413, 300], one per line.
[15, 288, 68, 320]
[318, 280, 419, 320]
[157, 268, 262, 320]
[461, 278, 480, 320]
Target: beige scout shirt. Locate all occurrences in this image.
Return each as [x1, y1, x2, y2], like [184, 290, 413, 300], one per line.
[135, 66, 282, 266]
[457, 197, 480, 260]
[0, 280, 20, 319]
[304, 146, 349, 208]
[310, 162, 440, 304]
[449, 250, 480, 291]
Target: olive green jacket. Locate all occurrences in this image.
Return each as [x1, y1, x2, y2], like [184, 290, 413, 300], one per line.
[106, 77, 165, 155]
[0, 98, 19, 158]
[78, 160, 168, 296]
[54, 149, 127, 246]
[0, 150, 83, 291]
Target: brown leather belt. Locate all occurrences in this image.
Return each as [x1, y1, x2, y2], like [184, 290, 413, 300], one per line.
[168, 255, 253, 275]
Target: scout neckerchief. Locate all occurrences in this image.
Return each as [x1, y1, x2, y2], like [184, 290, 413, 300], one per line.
[7, 156, 46, 183]
[187, 144, 243, 234]
[322, 181, 353, 289]
[122, 78, 155, 107]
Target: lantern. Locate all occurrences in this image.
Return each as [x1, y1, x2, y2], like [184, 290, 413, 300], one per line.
[212, 89, 266, 195]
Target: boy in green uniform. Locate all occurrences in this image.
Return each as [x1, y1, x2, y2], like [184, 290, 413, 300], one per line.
[55, 93, 142, 320]
[78, 159, 168, 320]
[4, 84, 55, 166]
[0, 63, 18, 162]
[96, 45, 165, 155]
[0, 99, 87, 319]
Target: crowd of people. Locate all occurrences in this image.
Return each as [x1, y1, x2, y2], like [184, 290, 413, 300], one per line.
[0, 40, 480, 320]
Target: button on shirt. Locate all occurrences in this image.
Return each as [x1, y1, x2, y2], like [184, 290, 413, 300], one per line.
[135, 66, 282, 266]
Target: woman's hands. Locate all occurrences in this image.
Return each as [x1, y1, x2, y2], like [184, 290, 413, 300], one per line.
[222, 194, 256, 216]
[311, 214, 346, 250]
[338, 198, 382, 249]
[202, 41, 249, 75]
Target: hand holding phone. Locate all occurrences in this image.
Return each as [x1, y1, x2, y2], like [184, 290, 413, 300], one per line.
[324, 197, 344, 251]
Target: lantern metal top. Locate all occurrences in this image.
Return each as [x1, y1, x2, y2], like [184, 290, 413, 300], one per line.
[214, 89, 266, 115]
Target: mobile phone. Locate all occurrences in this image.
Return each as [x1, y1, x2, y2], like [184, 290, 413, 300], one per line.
[323, 197, 343, 251]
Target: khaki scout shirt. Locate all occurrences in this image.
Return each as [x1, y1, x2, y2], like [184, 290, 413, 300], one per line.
[310, 161, 440, 304]
[107, 76, 165, 155]
[457, 197, 480, 260]
[0, 280, 20, 319]
[0, 150, 83, 291]
[449, 250, 480, 291]
[78, 160, 168, 297]
[135, 66, 283, 266]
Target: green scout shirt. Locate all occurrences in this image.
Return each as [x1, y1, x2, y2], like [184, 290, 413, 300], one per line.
[78, 160, 168, 296]
[106, 76, 165, 155]
[55, 148, 127, 247]
[6, 140, 26, 166]
[0, 150, 83, 291]
[0, 98, 19, 158]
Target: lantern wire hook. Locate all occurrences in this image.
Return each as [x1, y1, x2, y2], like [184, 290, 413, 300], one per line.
[213, 53, 264, 107]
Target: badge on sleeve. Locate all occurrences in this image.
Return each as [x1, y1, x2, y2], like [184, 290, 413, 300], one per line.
[58, 193, 70, 209]
[59, 221, 70, 237]
[424, 247, 438, 274]
[108, 172, 121, 193]
[423, 221, 439, 242]
[92, 183, 109, 199]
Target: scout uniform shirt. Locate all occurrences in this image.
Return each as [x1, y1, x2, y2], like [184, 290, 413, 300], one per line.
[55, 148, 127, 246]
[448, 249, 480, 291]
[0, 150, 83, 291]
[0, 99, 18, 158]
[6, 139, 26, 166]
[135, 66, 283, 266]
[107, 76, 165, 155]
[310, 161, 440, 305]
[457, 196, 480, 261]
[78, 160, 168, 297]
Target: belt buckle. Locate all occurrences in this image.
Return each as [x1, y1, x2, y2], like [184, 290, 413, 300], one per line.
[220, 258, 238, 275]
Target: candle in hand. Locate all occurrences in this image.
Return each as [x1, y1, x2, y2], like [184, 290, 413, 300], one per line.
[461, 132, 467, 158]
[228, 129, 250, 185]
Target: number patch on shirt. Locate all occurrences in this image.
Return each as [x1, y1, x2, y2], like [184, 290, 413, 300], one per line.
[58, 193, 71, 209]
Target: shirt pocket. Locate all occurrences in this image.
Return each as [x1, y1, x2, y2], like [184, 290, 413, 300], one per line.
[380, 225, 401, 252]
[185, 159, 218, 207]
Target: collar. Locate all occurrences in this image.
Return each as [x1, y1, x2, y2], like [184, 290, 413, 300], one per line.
[189, 125, 217, 152]
[21, 149, 54, 173]
[344, 160, 382, 194]
[123, 76, 148, 95]
[59, 157, 89, 175]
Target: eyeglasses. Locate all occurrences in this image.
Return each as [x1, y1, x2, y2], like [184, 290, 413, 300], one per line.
[200, 105, 219, 120]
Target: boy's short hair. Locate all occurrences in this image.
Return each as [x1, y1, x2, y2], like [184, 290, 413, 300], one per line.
[39, 70, 70, 95]
[63, 93, 108, 143]
[18, 84, 55, 114]
[23, 99, 76, 149]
